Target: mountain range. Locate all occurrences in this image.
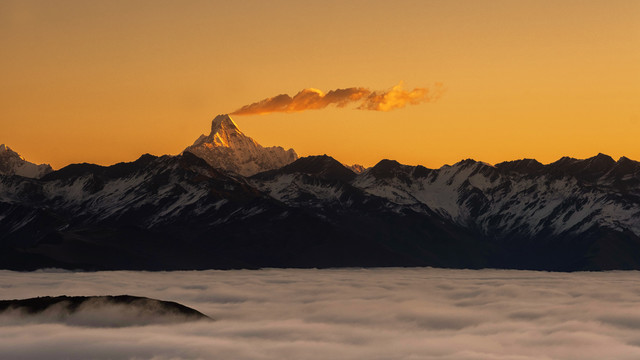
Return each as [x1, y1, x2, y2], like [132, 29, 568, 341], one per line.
[1, 115, 639, 271]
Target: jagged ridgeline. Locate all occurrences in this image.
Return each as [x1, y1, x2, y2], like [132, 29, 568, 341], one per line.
[0, 115, 639, 271]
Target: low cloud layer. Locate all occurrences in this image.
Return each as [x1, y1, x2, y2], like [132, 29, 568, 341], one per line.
[231, 82, 444, 115]
[1, 268, 640, 359]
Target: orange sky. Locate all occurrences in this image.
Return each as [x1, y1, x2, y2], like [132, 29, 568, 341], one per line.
[1, 0, 638, 169]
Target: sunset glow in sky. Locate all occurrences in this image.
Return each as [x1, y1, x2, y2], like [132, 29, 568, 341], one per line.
[1, 0, 638, 169]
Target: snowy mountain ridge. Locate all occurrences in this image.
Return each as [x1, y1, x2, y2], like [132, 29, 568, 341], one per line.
[352, 156, 640, 239]
[248, 154, 640, 242]
[0, 144, 52, 179]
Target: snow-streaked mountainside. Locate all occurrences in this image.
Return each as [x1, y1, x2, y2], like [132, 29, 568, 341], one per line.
[0, 144, 52, 179]
[352, 155, 640, 240]
[1, 122, 640, 270]
[184, 114, 298, 176]
[251, 154, 640, 240]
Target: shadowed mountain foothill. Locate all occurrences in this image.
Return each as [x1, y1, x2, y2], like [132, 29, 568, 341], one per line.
[0, 295, 211, 327]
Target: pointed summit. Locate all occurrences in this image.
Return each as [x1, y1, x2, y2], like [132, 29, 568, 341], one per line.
[211, 114, 239, 132]
[0, 144, 21, 158]
[191, 114, 251, 149]
[0, 144, 52, 178]
[184, 114, 298, 176]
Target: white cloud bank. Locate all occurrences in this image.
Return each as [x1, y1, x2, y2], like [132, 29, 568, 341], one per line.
[1, 268, 640, 360]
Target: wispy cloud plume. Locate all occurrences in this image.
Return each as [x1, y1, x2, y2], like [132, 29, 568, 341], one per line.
[231, 82, 444, 115]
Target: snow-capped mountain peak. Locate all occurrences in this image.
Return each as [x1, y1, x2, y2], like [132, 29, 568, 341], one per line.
[208, 114, 242, 146]
[0, 144, 52, 178]
[0, 144, 21, 160]
[211, 113, 239, 133]
[191, 114, 254, 149]
[184, 114, 298, 176]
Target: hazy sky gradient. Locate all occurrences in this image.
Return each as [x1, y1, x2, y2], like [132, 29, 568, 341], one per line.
[1, 0, 638, 168]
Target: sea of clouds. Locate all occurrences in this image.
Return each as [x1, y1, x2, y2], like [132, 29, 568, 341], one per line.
[1, 268, 640, 360]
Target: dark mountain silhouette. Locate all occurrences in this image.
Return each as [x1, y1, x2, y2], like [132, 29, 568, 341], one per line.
[0, 295, 210, 326]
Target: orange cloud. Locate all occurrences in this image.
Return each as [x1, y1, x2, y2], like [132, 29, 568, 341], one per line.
[230, 82, 443, 115]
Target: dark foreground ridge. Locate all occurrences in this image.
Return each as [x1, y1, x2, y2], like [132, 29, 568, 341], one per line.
[0, 295, 211, 326]
[0, 150, 639, 272]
